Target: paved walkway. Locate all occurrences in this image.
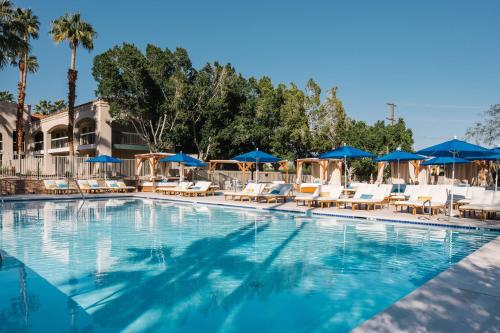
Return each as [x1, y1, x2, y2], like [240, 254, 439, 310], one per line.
[2, 191, 499, 231]
[353, 236, 500, 333]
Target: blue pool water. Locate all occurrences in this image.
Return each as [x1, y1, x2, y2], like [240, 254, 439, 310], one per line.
[0, 199, 497, 332]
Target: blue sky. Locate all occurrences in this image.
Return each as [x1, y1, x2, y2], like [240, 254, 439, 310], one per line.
[1, 0, 499, 149]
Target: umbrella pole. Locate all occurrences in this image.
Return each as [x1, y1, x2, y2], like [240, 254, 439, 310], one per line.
[397, 159, 400, 193]
[344, 157, 347, 189]
[449, 154, 456, 219]
[256, 161, 259, 184]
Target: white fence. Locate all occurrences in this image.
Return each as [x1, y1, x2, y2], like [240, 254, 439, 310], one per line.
[0, 154, 140, 179]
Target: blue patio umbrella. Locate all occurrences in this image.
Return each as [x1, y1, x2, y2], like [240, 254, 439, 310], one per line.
[160, 153, 206, 181]
[417, 138, 492, 217]
[319, 145, 374, 188]
[420, 156, 470, 166]
[375, 149, 426, 192]
[466, 152, 500, 192]
[233, 149, 280, 183]
[85, 155, 123, 180]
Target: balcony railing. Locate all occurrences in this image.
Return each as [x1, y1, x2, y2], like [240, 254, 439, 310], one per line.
[118, 132, 147, 145]
[51, 136, 68, 149]
[79, 132, 96, 146]
[33, 141, 43, 152]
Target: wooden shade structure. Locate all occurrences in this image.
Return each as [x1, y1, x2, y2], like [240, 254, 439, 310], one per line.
[208, 159, 289, 185]
[296, 158, 343, 184]
[134, 152, 175, 191]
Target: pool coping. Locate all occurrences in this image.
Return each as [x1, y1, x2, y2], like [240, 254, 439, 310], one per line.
[1, 193, 499, 332]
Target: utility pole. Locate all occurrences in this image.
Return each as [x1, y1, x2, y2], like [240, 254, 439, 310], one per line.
[386, 102, 396, 126]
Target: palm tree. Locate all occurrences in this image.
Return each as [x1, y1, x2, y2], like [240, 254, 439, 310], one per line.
[12, 7, 39, 155]
[0, 90, 14, 102]
[49, 13, 96, 156]
[0, 0, 26, 69]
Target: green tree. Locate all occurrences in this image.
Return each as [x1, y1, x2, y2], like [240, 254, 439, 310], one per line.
[183, 62, 230, 159]
[466, 104, 500, 146]
[50, 13, 96, 156]
[0, 0, 26, 69]
[0, 90, 14, 102]
[310, 86, 348, 153]
[93, 43, 191, 152]
[271, 83, 311, 160]
[11, 7, 39, 155]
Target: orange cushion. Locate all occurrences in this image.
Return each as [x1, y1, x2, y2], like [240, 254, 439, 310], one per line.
[300, 186, 317, 193]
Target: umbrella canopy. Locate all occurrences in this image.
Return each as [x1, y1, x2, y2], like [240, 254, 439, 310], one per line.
[159, 153, 205, 165]
[184, 160, 208, 167]
[416, 139, 491, 158]
[85, 155, 123, 163]
[374, 150, 425, 162]
[319, 145, 374, 159]
[421, 157, 470, 166]
[232, 150, 280, 163]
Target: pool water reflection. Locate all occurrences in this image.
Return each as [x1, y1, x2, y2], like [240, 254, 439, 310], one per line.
[0, 199, 497, 332]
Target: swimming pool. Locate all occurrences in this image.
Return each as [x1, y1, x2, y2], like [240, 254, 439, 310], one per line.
[0, 198, 497, 332]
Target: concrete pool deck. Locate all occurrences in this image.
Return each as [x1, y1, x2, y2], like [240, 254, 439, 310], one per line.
[1, 192, 499, 332]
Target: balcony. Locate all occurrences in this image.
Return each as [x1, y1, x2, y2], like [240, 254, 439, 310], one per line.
[48, 136, 69, 154]
[113, 132, 148, 151]
[77, 132, 97, 151]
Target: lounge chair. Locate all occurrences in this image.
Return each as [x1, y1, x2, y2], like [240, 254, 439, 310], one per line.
[294, 183, 321, 207]
[483, 192, 500, 218]
[337, 184, 389, 210]
[178, 181, 212, 197]
[157, 181, 191, 195]
[315, 185, 344, 208]
[394, 185, 448, 215]
[106, 180, 136, 192]
[78, 179, 107, 193]
[389, 184, 417, 201]
[224, 183, 265, 201]
[43, 179, 74, 194]
[254, 183, 293, 203]
[116, 180, 136, 192]
[43, 179, 58, 194]
[459, 191, 497, 219]
[456, 186, 485, 207]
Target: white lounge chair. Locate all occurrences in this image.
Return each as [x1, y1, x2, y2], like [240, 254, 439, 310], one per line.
[106, 180, 136, 192]
[156, 181, 184, 194]
[294, 183, 321, 207]
[254, 183, 294, 203]
[224, 183, 265, 201]
[178, 181, 212, 197]
[78, 179, 107, 193]
[459, 191, 498, 219]
[394, 185, 447, 215]
[337, 184, 388, 210]
[315, 185, 344, 208]
[43, 179, 74, 194]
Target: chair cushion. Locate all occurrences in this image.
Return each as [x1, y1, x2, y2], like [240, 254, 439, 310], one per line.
[300, 186, 317, 193]
[360, 194, 373, 200]
[57, 183, 68, 189]
[418, 196, 432, 202]
[270, 189, 280, 195]
[319, 192, 330, 197]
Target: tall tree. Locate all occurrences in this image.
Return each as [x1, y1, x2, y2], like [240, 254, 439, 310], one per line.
[93, 43, 191, 152]
[310, 86, 348, 153]
[11, 7, 39, 155]
[0, 90, 14, 102]
[0, 0, 26, 69]
[49, 13, 96, 156]
[466, 104, 500, 146]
